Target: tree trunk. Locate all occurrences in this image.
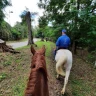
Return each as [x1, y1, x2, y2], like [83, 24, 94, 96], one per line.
[25, 11, 34, 45]
[72, 41, 77, 54]
[0, 39, 20, 53]
[73, 0, 80, 54]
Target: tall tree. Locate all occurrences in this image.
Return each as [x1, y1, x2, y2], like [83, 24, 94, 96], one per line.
[25, 11, 34, 45]
[20, 10, 38, 45]
[0, 0, 11, 39]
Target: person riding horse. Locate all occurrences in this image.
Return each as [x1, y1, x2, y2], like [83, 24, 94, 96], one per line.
[54, 29, 72, 94]
[54, 29, 71, 58]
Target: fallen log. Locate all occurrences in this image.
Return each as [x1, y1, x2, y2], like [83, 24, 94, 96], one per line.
[0, 39, 20, 54]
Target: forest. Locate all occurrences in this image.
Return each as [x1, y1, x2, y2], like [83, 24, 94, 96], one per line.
[0, 0, 96, 63]
[0, 0, 96, 96]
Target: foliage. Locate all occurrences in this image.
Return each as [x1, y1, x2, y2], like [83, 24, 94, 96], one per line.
[0, 0, 11, 39]
[0, 3, 29, 41]
[37, 16, 55, 40]
[35, 16, 47, 38]
[11, 22, 27, 40]
[0, 21, 27, 40]
[35, 41, 55, 57]
[0, 20, 12, 40]
[0, 0, 11, 25]
[0, 73, 8, 82]
[38, 0, 96, 52]
[87, 50, 96, 64]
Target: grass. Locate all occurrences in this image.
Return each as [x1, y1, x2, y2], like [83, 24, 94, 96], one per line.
[16, 41, 55, 57]
[35, 41, 55, 57]
[0, 53, 13, 67]
[0, 41, 55, 96]
[16, 45, 30, 50]
[0, 41, 96, 96]
[12, 77, 27, 96]
[10, 41, 55, 96]
[70, 79, 92, 96]
[0, 73, 8, 82]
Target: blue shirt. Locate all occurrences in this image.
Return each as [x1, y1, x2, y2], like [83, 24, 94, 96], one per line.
[56, 34, 71, 49]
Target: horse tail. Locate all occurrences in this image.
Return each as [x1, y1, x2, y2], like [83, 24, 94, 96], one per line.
[56, 55, 67, 76]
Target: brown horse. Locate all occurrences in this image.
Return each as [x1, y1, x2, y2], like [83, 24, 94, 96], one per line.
[25, 45, 49, 96]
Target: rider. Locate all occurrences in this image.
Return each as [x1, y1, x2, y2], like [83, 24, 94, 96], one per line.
[54, 29, 71, 58]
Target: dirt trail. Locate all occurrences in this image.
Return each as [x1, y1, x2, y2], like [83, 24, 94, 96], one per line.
[47, 46, 72, 96]
[47, 55, 96, 96]
[7, 38, 40, 48]
[47, 44, 96, 96]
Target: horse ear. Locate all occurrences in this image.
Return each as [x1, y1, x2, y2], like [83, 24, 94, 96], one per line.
[41, 45, 46, 55]
[31, 45, 36, 55]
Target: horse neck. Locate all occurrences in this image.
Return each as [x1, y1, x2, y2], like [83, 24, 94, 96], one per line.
[25, 53, 49, 96]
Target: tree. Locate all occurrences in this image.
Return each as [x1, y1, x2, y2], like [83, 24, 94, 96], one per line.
[0, 21, 12, 40]
[11, 22, 27, 40]
[38, 16, 48, 41]
[0, 0, 11, 39]
[38, 0, 96, 54]
[25, 11, 34, 44]
[20, 10, 38, 45]
[0, 0, 10, 24]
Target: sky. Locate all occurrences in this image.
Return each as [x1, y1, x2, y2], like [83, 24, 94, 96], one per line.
[4, 0, 44, 27]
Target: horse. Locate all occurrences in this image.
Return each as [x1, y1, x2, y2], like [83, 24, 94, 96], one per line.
[25, 45, 49, 96]
[55, 49, 72, 94]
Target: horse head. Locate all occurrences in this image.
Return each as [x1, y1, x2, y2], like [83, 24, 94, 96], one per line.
[31, 45, 45, 56]
[25, 45, 49, 96]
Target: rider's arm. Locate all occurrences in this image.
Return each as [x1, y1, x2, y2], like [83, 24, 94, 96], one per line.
[56, 37, 60, 48]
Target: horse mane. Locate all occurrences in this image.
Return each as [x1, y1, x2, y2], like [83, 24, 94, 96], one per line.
[24, 45, 49, 96]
